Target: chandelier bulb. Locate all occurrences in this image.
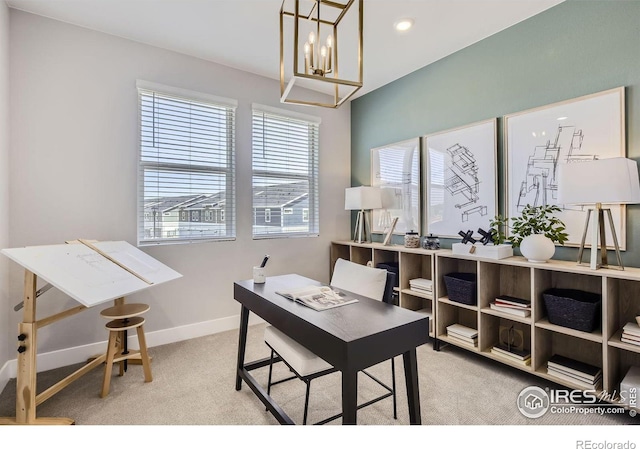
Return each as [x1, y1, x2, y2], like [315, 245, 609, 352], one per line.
[326, 34, 333, 48]
[308, 31, 315, 44]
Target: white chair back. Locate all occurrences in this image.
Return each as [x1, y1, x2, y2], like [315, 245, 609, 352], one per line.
[330, 258, 387, 301]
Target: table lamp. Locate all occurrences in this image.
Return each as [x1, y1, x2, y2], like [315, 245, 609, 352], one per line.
[345, 186, 382, 243]
[378, 187, 401, 231]
[557, 157, 640, 270]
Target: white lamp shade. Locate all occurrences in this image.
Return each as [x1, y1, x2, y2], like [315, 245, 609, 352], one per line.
[557, 157, 640, 205]
[345, 186, 382, 210]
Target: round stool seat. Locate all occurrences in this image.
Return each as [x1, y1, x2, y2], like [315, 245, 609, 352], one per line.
[101, 303, 150, 320]
[105, 316, 145, 332]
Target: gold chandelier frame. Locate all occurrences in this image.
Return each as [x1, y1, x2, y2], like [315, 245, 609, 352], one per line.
[279, 0, 363, 108]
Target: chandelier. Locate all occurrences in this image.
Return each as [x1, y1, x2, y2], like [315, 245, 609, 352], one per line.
[279, 0, 363, 108]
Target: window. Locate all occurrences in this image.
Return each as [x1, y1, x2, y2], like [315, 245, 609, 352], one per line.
[252, 104, 320, 238]
[283, 208, 293, 215]
[264, 208, 271, 223]
[137, 81, 236, 245]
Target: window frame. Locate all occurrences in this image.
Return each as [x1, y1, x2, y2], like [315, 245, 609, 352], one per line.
[251, 103, 321, 240]
[137, 80, 237, 246]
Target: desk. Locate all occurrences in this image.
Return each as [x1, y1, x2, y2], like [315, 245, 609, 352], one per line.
[234, 274, 430, 425]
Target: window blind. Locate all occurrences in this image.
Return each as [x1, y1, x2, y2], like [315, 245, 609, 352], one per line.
[251, 104, 320, 239]
[137, 81, 237, 245]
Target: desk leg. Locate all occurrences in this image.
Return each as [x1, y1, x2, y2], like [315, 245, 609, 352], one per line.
[403, 348, 421, 425]
[235, 305, 250, 391]
[341, 369, 358, 425]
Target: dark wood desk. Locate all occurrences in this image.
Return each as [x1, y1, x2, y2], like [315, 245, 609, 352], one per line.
[234, 274, 430, 425]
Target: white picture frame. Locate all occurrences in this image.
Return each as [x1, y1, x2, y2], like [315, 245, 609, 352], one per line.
[371, 138, 421, 235]
[424, 118, 497, 238]
[505, 87, 626, 248]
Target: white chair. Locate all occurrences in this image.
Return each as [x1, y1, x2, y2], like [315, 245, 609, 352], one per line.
[264, 258, 397, 424]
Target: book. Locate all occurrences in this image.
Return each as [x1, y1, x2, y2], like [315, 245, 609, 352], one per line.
[623, 322, 640, 337]
[448, 333, 478, 348]
[490, 303, 531, 317]
[621, 331, 640, 342]
[493, 301, 532, 310]
[547, 367, 602, 390]
[621, 337, 640, 346]
[547, 364, 602, 384]
[446, 323, 478, 339]
[276, 285, 358, 311]
[447, 332, 477, 344]
[410, 288, 432, 295]
[547, 354, 602, 381]
[495, 295, 531, 308]
[491, 344, 531, 361]
[490, 348, 531, 366]
[409, 278, 433, 289]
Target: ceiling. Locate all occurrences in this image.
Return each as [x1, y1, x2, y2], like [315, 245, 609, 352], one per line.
[6, 0, 565, 100]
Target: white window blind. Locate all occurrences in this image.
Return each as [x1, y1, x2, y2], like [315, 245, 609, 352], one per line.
[252, 104, 320, 239]
[137, 81, 237, 246]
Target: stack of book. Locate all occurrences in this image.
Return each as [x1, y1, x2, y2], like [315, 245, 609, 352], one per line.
[490, 344, 531, 366]
[546, 354, 602, 390]
[446, 323, 478, 348]
[409, 278, 433, 295]
[621, 322, 640, 346]
[489, 295, 531, 318]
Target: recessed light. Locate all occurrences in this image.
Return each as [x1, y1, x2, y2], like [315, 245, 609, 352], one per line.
[557, 116, 568, 121]
[394, 18, 414, 32]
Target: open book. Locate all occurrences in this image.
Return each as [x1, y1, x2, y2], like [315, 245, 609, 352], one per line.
[276, 285, 358, 311]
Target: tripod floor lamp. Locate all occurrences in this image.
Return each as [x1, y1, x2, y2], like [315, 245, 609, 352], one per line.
[345, 186, 382, 244]
[558, 157, 640, 270]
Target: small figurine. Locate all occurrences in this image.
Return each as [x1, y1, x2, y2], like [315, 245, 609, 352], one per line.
[477, 228, 496, 246]
[458, 230, 476, 244]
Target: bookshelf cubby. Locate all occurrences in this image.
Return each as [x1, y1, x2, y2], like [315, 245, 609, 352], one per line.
[331, 241, 640, 413]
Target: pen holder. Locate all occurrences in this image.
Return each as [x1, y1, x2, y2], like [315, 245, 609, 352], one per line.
[253, 266, 266, 284]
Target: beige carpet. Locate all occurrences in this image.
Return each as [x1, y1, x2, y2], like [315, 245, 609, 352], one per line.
[0, 322, 637, 427]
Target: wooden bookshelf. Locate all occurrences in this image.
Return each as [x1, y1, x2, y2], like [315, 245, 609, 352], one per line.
[331, 241, 640, 413]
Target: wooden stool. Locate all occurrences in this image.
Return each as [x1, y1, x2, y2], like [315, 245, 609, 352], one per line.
[100, 303, 152, 398]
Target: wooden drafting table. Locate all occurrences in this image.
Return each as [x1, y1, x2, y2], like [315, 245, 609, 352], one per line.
[0, 240, 182, 425]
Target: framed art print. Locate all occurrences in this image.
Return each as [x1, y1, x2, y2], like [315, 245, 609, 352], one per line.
[424, 118, 497, 238]
[371, 138, 420, 235]
[505, 87, 625, 248]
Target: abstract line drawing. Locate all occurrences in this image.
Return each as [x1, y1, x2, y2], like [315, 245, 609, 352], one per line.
[516, 125, 596, 211]
[462, 205, 488, 222]
[505, 87, 625, 248]
[425, 118, 497, 238]
[444, 143, 488, 221]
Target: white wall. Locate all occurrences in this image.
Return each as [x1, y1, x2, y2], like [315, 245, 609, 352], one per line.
[7, 10, 351, 357]
[0, 0, 10, 379]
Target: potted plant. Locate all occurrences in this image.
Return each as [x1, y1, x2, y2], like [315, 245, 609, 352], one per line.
[490, 204, 568, 262]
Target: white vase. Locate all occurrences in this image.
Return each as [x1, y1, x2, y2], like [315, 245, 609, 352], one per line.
[519, 234, 555, 263]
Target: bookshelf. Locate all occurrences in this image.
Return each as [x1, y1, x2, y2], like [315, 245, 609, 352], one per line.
[331, 241, 640, 412]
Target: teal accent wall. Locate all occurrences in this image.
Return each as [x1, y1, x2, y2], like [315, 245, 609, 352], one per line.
[351, 0, 640, 266]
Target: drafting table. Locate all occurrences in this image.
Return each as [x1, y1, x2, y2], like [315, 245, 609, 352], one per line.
[0, 240, 182, 425]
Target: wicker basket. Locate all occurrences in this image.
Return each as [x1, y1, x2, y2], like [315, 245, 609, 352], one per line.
[444, 272, 477, 305]
[542, 288, 601, 332]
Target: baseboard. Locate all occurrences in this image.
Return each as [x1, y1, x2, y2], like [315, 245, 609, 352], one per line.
[0, 313, 264, 394]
